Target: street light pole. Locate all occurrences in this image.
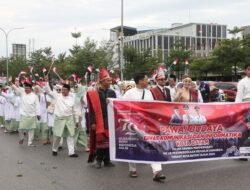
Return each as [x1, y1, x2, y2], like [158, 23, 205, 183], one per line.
[0, 27, 24, 82]
[120, 0, 124, 81]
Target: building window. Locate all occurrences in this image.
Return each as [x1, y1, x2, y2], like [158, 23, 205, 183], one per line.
[186, 37, 190, 50]
[170, 36, 174, 49]
[164, 36, 168, 50]
[207, 25, 211, 37]
[197, 25, 201, 36]
[202, 38, 206, 50]
[202, 25, 206, 37]
[197, 38, 201, 50]
[212, 25, 216, 37]
[158, 35, 162, 49]
[217, 26, 221, 37]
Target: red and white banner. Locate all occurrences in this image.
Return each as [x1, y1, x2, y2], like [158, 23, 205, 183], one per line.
[108, 99, 250, 164]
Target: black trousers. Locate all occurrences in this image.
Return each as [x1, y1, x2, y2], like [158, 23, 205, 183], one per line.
[96, 148, 110, 164]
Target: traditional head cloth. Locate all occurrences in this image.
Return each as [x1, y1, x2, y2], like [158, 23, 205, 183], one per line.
[99, 68, 111, 81]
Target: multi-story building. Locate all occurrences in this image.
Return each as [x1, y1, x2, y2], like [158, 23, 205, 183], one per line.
[12, 43, 26, 58]
[110, 23, 227, 63]
[242, 26, 250, 44]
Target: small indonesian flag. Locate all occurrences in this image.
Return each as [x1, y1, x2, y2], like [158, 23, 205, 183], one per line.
[71, 73, 77, 79]
[114, 76, 120, 82]
[77, 77, 82, 82]
[87, 65, 93, 72]
[42, 68, 47, 73]
[185, 60, 189, 65]
[173, 59, 179, 65]
[18, 70, 26, 76]
[28, 66, 34, 73]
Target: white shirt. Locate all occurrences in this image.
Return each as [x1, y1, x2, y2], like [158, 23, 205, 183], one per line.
[0, 96, 6, 116]
[235, 77, 250, 102]
[12, 86, 40, 117]
[166, 85, 177, 100]
[14, 87, 41, 117]
[123, 87, 154, 101]
[45, 83, 78, 122]
[37, 93, 48, 123]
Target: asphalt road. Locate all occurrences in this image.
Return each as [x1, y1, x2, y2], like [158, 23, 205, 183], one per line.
[0, 130, 250, 190]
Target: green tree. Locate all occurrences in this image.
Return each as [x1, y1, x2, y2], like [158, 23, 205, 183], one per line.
[123, 46, 159, 80]
[166, 39, 192, 80]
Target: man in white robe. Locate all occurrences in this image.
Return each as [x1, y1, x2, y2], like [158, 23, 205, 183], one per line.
[11, 81, 40, 146]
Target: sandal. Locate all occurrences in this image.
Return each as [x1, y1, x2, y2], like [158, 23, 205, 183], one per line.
[129, 171, 138, 178]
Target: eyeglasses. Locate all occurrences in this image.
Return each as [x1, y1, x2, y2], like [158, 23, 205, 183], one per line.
[159, 79, 166, 81]
[56, 89, 61, 92]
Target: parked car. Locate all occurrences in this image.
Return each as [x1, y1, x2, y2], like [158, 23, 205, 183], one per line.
[207, 81, 237, 102]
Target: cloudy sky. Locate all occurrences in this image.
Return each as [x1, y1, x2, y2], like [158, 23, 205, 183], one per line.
[0, 0, 249, 57]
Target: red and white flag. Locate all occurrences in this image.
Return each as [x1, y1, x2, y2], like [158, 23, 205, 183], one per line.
[77, 77, 82, 82]
[71, 73, 77, 79]
[185, 60, 189, 65]
[42, 68, 47, 73]
[87, 65, 93, 72]
[28, 66, 34, 73]
[18, 70, 26, 76]
[114, 76, 120, 82]
[173, 59, 179, 65]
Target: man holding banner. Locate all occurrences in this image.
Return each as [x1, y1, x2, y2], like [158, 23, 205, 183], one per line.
[236, 63, 250, 161]
[123, 72, 166, 182]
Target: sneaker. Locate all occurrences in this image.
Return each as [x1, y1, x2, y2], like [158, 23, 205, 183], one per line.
[52, 151, 58, 156]
[129, 171, 138, 178]
[4, 129, 8, 133]
[0, 125, 4, 128]
[69, 153, 79, 158]
[28, 143, 36, 147]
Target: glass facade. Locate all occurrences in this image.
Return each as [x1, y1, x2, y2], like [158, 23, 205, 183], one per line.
[124, 23, 227, 59]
